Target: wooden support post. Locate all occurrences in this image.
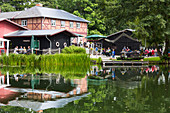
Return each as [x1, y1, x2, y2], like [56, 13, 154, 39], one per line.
[7, 71, 9, 85]
[6, 41, 9, 56]
[32, 48, 34, 54]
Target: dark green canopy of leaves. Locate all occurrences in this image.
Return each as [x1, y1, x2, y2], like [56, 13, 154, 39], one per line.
[0, 0, 169, 56]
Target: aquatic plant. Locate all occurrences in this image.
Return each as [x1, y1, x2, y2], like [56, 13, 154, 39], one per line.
[0, 53, 90, 67]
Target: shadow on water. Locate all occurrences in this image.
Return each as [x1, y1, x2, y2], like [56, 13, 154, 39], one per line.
[0, 65, 169, 113]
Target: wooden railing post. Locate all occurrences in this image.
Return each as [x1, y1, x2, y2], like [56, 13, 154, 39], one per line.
[59, 48, 60, 54]
[49, 48, 51, 54]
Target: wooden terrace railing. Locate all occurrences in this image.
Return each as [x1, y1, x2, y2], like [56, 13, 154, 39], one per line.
[9, 48, 61, 55]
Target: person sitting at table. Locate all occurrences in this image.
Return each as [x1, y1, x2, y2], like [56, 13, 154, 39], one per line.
[19, 46, 23, 54]
[27, 46, 31, 54]
[126, 47, 130, 52]
[102, 48, 106, 55]
[14, 46, 19, 54]
[106, 47, 111, 56]
[23, 47, 27, 54]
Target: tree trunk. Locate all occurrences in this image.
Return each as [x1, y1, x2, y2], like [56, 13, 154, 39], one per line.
[155, 42, 162, 58]
[163, 35, 169, 55]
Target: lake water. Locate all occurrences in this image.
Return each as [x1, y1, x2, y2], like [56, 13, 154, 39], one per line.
[0, 65, 169, 113]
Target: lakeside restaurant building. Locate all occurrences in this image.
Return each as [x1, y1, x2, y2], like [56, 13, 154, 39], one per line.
[0, 4, 89, 44]
[101, 29, 141, 54]
[0, 4, 90, 53]
[4, 29, 77, 50]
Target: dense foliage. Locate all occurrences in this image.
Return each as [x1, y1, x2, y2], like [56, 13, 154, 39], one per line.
[0, 0, 169, 57]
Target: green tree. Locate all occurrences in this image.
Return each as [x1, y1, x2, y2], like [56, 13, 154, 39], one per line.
[129, 0, 170, 57]
[57, 0, 106, 35]
[0, 3, 16, 12]
[97, 0, 169, 57]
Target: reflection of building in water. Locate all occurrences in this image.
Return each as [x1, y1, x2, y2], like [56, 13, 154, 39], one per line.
[0, 73, 88, 112]
[0, 71, 21, 104]
[89, 65, 160, 81]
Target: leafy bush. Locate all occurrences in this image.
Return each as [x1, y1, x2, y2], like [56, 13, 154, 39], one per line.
[62, 45, 86, 54]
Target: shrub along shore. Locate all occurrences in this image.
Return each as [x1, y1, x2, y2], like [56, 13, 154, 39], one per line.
[0, 53, 90, 67]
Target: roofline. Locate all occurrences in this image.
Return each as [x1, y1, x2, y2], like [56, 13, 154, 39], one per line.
[0, 19, 28, 30]
[1, 6, 90, 23]
[104, 33, 140, 43]
[51, 29, 78, 37]
[4, 29, 78, 37]
[12, 16, 90, 23]
[107, 29, 135, 38]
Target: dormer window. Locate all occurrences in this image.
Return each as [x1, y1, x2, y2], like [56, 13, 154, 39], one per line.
[76, 22, 80, 28]
[21, 20, 27, 26]
[51, 20, 56, 26]
[61, 21, 65, 27]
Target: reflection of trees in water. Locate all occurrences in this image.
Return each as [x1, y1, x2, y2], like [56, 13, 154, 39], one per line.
[0, 66, 169, 113]
[46, 66, 170, 113]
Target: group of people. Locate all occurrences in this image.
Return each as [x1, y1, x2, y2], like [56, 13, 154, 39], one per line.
[102, 47, 115, 58]
[141, 48, 159, 56]
[14, 46, 31, 54]
[122, 46, 131, 52]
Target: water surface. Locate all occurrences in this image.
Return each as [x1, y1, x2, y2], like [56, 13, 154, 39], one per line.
[0, 65, 169, 113]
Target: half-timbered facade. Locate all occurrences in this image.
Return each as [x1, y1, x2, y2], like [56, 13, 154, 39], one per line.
[0, 5, 89, 37]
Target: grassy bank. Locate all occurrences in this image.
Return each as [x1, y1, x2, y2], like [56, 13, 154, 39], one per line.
[143, 57, 161, 62]
[0, 54, 90, 66]
[111, 56, 169, 64]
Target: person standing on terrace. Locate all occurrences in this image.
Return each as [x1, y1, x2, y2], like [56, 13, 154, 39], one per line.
[112, 49, 115, 59]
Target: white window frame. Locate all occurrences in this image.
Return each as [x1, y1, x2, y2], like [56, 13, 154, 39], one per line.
[51, 20, 56, 26]
[76, 22, 80, 28]
[21, 20, 27, 26]
[0, 41, 4, 48]
[61, 21, 65, 27]
[70, 22, 73, 28]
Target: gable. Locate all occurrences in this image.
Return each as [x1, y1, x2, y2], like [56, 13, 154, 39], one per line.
[0, 19, 27, 38]
[104, 33, 139, 44]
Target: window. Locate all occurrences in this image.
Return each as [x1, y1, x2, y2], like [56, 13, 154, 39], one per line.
[0, 41, 4, 48]
[61, 21, 65, 27]
[70, 22, 73, 28]
[21, 20, 27, 26]
[76, 22, 80, 28]
[51, 20, 56, 26]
